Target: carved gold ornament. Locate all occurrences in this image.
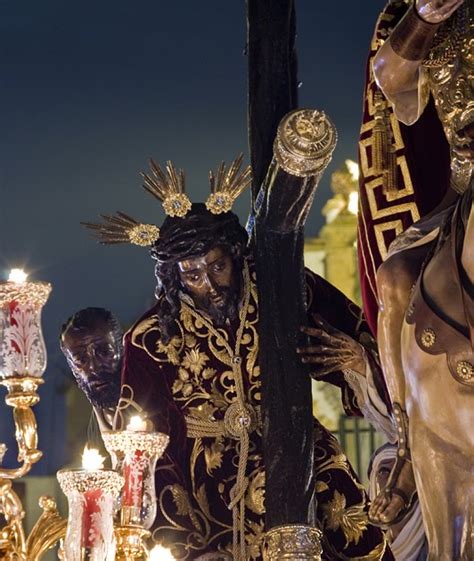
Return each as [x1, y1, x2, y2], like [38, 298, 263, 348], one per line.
[206, 153, 252, 215]
[423, 2, 473, 193]
[274, 109, 337, 177]
[142, 159, 192, 218]
[82, 212, 160, 247]
[161, 193, 193, 218]
[128, 224, 160, 247]
[420, 328, 436, 349]
[206, 192, 234, 214]
[223, 401, 258, 439]
[263, 524, 323, 561]
[456, 361, 473, 381]
[83, 153, 252, 246]
[115, 526, 151, 561]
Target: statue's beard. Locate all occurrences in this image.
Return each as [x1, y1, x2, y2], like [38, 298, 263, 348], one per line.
[194, 285, 241, 327]
[76, 370, 121, 410]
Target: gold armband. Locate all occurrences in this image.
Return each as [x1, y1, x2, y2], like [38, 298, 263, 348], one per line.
[390, 6, 440, 61]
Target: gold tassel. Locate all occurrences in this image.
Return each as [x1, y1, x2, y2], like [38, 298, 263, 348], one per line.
[383, 144, 398, 194]
[373, 91, 388, 176]
[373, 90, 399, 193]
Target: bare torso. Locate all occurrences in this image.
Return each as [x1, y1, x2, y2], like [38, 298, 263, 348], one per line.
[401, 224, 474, 559]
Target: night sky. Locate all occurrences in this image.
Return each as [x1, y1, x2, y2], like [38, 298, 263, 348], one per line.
[0, 1, 385, 472]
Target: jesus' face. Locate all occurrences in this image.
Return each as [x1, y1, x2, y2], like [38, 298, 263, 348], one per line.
[177, 245, 241, 325]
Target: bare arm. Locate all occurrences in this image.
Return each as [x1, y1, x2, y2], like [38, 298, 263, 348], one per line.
[374, 0, 464, 124]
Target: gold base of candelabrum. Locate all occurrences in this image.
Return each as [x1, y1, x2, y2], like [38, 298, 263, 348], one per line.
[115, 525, 151, 561]
[0, 375, 67, 561]
[0, 376, 44, 479]
[0, 489, 66, 561]
[263, 525, 323, 561]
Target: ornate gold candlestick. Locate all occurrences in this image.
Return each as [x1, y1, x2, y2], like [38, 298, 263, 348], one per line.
[103, 421, 169, 560]
[0, 270, 51, 478]
[0, 270, 66, 560]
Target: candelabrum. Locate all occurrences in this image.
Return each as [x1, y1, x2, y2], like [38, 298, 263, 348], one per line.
[0, 271, 174, 560]
[0, 270, 67, 560]
[103, 423, 170, 561]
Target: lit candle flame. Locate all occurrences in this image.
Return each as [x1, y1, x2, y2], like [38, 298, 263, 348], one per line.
[345, 159, 360, 182]
[8, 269, 28, 283]
[81, 445, 105, 470]
[127, 415, 148, 432]
[149, 545, 176, 561]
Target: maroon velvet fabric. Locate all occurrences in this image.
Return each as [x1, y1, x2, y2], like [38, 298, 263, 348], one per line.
[357, 1, 451, 336]
[118, 264, 393, 560]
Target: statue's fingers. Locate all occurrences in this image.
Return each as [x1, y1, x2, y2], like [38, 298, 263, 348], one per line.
[300, 326, 341, 344]
[298, 345, 351, 357]
[301, 355, 343, 367]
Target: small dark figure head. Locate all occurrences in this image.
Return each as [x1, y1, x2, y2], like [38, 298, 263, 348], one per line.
[151, 203, 248, 342]
[60, 308, 123, 409]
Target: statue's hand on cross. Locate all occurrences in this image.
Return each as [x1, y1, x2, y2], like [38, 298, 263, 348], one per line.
[298, 314, 366, 379]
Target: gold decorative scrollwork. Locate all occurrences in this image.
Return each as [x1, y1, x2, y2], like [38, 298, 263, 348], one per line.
[274, 109, 337, 177]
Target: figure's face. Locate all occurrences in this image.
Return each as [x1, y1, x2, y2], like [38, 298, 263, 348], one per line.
[375, 457, 394, 493]
[177, 245, 241, 323]
[61, 321, 122, 409]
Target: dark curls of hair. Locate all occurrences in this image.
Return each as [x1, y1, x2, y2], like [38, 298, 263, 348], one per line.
[60, 307, 123, 346]
[151, 203, 248, 343]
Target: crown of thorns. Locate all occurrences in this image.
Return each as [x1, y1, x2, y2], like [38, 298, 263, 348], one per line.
[82, 154, 252, 247]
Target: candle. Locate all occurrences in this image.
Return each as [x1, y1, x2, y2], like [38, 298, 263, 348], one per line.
[81, 446, 106, 548]
[122, 449, 146, 509]
[82, 446, 105, 470]
[127, 415, 148, 432]
[122, 416, 147, 511]
[103, 429, 169, 529]
[8, 269, 28, 284]
[5, 270, 28, 368]
[149, 545, 176, 561]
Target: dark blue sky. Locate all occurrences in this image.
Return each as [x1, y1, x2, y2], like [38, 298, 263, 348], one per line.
[0, 1, 384, 471]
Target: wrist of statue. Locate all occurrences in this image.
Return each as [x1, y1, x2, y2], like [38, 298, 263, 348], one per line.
[390, 5, 440, 61]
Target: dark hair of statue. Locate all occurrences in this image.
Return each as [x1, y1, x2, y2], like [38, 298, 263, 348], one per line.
[151, 203, 248, 343]
[60, 307, 123, 347]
